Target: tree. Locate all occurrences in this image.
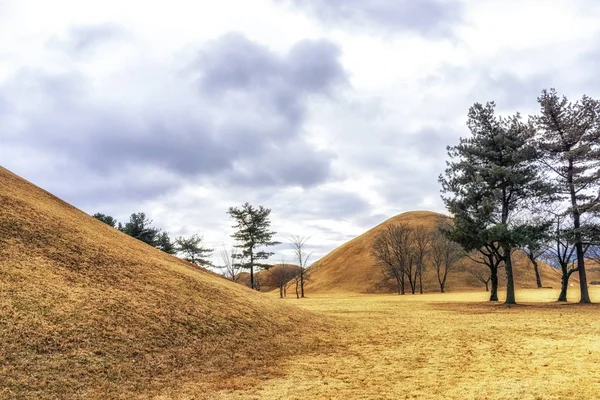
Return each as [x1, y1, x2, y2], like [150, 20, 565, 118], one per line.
[121, 212, 160, 246]
[534, 89, 600, 303]
[92, 213, 118, 228]
[156, 231, 177, 255]
[227, 203, 280, 290]
[429, 226, 465, 293]
[413, 225, 430, 294]
[520, 218, 553, 289]
[270, 259, 300, 299]
[440, 102, 549, 304]
[218, 247, 243, 282]
[289, 236, 312, 298]
[467, 264, 492, 292]
[176, 234, 213, 267]
[371, 223, 416, 295]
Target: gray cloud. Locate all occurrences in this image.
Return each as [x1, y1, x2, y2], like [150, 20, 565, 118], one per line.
[282, 0, 463, 37]
[0, 32, 348, 208]
[48, 23, 125, 54]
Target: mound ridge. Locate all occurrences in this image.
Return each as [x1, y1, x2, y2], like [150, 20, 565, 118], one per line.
[306, 210, 562, 293]
[0, 167, 323, 399]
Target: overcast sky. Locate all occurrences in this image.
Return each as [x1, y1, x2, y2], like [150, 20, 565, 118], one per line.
[1, 0, 599, 263]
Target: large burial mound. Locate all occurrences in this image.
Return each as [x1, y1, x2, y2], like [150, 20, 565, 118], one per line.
[306, 210, 562, 293]
[0, 167, 324, 399]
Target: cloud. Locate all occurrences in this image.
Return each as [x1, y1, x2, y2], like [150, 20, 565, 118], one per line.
[0, 32, 348, 208]
[48, 23, 125, 55]
[281, 0, 463, 37]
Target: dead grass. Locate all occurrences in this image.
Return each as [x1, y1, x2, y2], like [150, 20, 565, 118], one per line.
[0, 167, 330, 399]
[211, 288, 600, 400]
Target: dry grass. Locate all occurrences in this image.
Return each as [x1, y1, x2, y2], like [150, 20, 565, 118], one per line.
[0, 167, 330, 399]
[212, 288, 600, 400]
[306, 210, 562, 294]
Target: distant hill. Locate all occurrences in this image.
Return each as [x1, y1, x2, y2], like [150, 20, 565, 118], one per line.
[237, 263, 301, 293]
[305, 210, 563, 293]
[0, 167, 322, 399]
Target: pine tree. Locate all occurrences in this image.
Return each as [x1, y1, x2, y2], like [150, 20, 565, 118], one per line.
[175, 234, 213, 266]
[534, 89, 600, 303]
[156, 231, 177, 255]
[92, 213, 118, 228]
[227, 203, 280, 290]
[440, 102, 549, 304]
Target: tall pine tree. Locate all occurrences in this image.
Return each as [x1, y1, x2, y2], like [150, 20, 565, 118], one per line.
[534, 89, 600, 303]
[440, 102, 549, 304]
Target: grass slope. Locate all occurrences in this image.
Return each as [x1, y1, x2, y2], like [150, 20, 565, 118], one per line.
[0, 167, 326, 399]
[306, 210, 562, 293]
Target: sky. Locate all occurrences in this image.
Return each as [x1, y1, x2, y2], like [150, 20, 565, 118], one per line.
[1, 0, 600, 264]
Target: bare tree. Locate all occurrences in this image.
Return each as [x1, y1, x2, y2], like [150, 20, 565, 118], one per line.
[542, 215, 580, 302]
[468, 265, 492, 291]
[371, 223, 417, 294]
[290, 236, 312, 299]
[466, 244, 503, 301]
[429, 228, 465, 293]
[218, 247, 243, 282]
[413, 224, 430, 294]
[271, 258, 300, 298]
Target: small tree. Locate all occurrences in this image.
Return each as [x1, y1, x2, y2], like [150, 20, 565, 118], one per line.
[92, 213, 118, 228]
[218, 247, 243, 282]
[467, 264, 492, 291]
[121, 212, 160, 246]
[156, 231, 177, 255]
[271, 259, 300, 298]
[227, 203, 280, 290]
[290, 236, 312, 298]
[413, 225, 430, 294]
[176, 234, 213, 267]
[429, 227, 465, 293]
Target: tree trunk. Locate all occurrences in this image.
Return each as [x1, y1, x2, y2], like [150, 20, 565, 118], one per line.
[279, 284, 283, 299]
[490, 268, 499, 301]
[249, 254, 255, 290]
[485, 281, 489, 292]
[300, 270, 305, 298]
[395, 275, 402, 295]
[295, 279, 299, 299]
[440, 282, 445, 293]
[558, 275, 569, 302]
[401, 274, 405, 295]
[567, 159, 591, 303]
[504, 246, 516, 305]
[532, 259, 542, 288]
[418, 267, 423, 294]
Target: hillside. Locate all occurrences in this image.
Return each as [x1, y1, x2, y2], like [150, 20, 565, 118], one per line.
[305, 210, 563, 293]
[0, 167, 325, 399]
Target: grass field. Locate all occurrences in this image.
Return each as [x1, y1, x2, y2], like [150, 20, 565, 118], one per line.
[199, 288, 600, 400]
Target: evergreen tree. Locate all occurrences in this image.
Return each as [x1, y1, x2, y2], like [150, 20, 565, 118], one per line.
[121, 212, 160, 246]
[440, 102, 549, 304]
[227, 203, 280, 290]
[156, 231, 177, 255]
[534, 89, 600, 303]
[175, 234, 213, 266]
[92, 213, 118, 228]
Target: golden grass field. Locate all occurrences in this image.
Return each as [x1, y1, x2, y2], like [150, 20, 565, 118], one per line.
[210, 289, 600, 400]
[4, 166, 600, 399]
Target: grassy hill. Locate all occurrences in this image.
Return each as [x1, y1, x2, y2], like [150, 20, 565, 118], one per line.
[0, 167, 326, 399]
[305, 210, 563, 293]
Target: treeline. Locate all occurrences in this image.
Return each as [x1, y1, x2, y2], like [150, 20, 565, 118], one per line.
[439, 88, 600, 304]
[371, 89, 600, 303]
[92, 212, 213, 266]
[92, 203, 312, 297]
